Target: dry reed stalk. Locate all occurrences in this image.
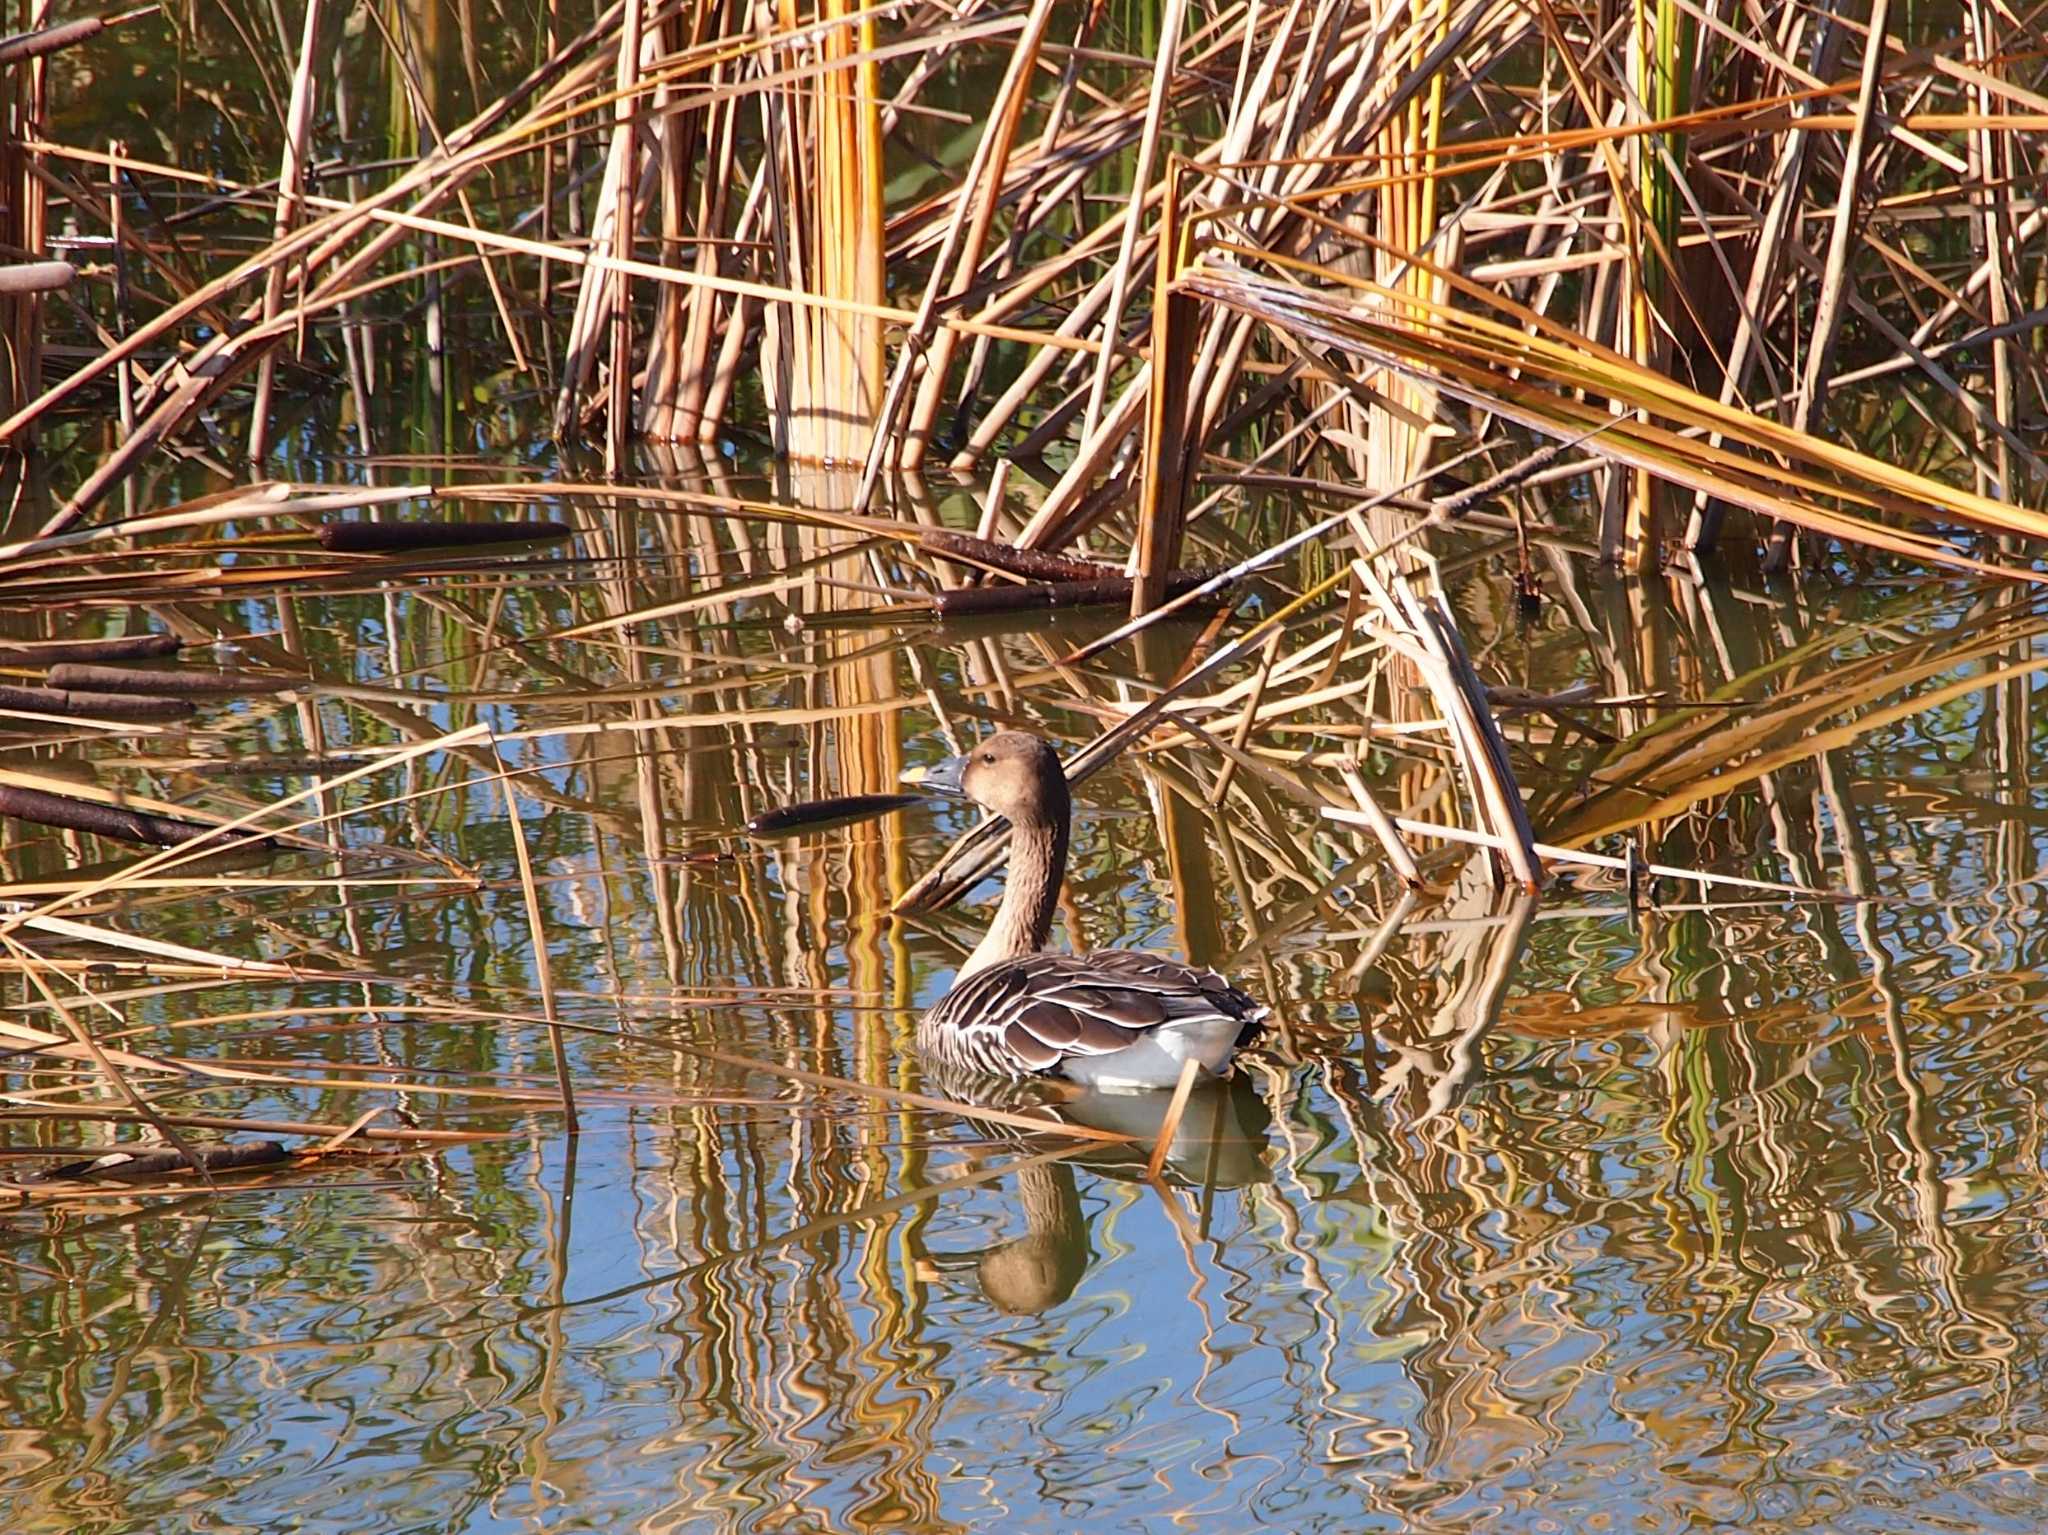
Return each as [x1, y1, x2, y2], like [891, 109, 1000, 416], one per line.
[17, 912, 302, 972]
[9, 0, 2045, 599]
[853, 46, 1096, 489]
[950, 276, 1118, 470]
[1336, 760, 1422, 887]
[1176, 257, 2048, 571]
[0, 0, 52, 432]
[1961, 0, 2018, 505]
[22, 9, 1109, 500]
[9, 7, 627, 506]
[554, 0, 644, 440]
[1345, 552, 1543, 888]
[1079, 0, 1188, 447]
[606, 0, 644, 470]
[1774, 0, 1892, 569]
[1680, 25, 1818, 553]
[1014, 0, 1521, 558]
[247, 0, 324, 463]
[835, 0, 888, 461]
[1209, 628, 1280, 807]
[890, 0, 1059, 471]
[1617, 0, 1680, 573]
[755, 0, 887, 464]
[636, 0, 717, 441]
[1012, 373, 1150, 550]
[1363, 0, 1450, 559]
[1132, 157, 1199, 615]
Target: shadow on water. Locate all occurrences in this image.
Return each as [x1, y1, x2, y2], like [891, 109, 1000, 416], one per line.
[3, 463, 2048, 1533]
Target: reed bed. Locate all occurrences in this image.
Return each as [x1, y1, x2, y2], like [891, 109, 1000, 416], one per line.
[2, 0, 2039, 536]
[0, 0, 2042, 1191]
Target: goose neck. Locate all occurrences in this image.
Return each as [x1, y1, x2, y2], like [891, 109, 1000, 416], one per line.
[958, 814, 1068, 978]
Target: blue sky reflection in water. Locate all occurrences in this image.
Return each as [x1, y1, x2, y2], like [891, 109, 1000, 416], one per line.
[3, 533, 2048, 1534]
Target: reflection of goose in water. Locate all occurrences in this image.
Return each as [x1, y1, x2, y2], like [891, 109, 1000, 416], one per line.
[977, 1160, 1090, 1315]
[1056, 1072, 1274, 1189]
[924, 1059, 1275, 1190]
[944, 1075, 1275, 1314]
[908, 732, 1267, 1089]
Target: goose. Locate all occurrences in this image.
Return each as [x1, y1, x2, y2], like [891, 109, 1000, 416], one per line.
[911, 732, 1266, 1089]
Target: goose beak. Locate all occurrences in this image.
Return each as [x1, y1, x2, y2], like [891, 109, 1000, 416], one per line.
[902, 753, 967, 797]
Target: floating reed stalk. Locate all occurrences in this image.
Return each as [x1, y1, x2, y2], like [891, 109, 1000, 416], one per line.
[47, 663, 299, 696]
[0, 784, 281, 851]
[0, 683, 194, 721]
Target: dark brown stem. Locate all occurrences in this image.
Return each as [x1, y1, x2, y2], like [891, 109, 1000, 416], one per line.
[36, 1140, 288, 1183]
[0, 683, 194, 721]
[46, 663, 298, 696]
[919, 527, 1111, 583]
[934, 568, 1230, 619]
[0, 785, 279, 850]
[318, 519, 571, 552]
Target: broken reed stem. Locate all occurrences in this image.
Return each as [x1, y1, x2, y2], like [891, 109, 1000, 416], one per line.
[1145, 1055, 1204, 1181]
[1357, 560, 1543, 890]
[0, 259, 71, 295]
[1319, 807, 1825, 897]
[1336, 760, 1422, 888]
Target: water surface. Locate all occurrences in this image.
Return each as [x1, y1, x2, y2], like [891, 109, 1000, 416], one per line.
[4, 488, 2048, 1533]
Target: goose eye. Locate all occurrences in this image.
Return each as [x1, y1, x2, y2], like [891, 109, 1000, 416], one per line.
[980, 753, 994, 764]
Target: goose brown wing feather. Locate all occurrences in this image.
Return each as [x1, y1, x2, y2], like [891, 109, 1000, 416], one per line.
[1002, 1021, 1064, 1072]
[1012, 999, 1141, 1056]
[1047, 985, 1167, 1028]
[1081, 951, 1264, 1025]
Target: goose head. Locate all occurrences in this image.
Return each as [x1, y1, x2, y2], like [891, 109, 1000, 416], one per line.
[915, 731, 1070, 829]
